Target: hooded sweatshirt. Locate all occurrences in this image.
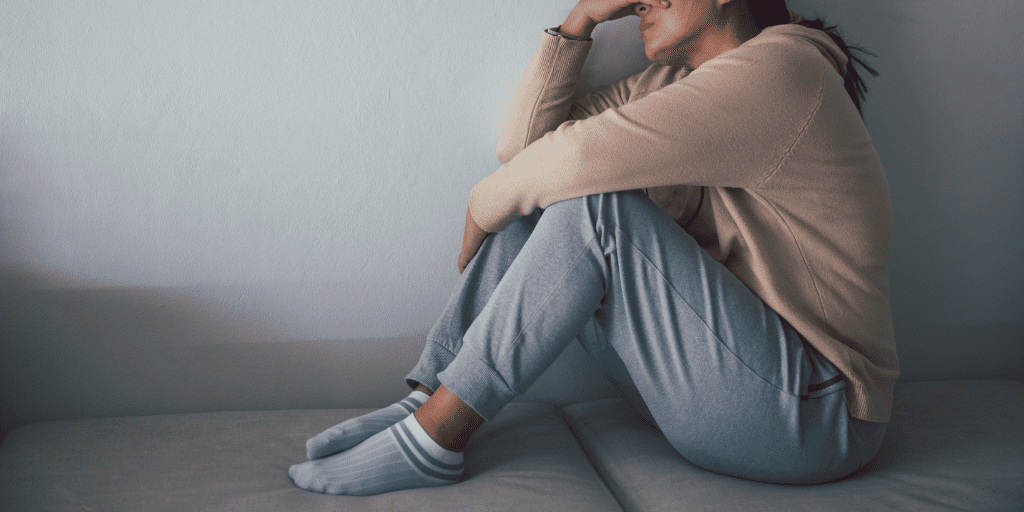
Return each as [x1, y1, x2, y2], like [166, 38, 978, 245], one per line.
[470, 20, 899, 422]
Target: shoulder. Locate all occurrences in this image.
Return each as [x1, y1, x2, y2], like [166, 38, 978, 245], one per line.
[625, 63, 693, 101]
[668, 25, 831, 124]
[706, 25, 833, 96]
[620, 25, 837, 102]
[743, 23, 848, 81]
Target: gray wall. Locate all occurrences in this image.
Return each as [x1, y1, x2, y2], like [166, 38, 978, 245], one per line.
[2, 0, 1021, 438]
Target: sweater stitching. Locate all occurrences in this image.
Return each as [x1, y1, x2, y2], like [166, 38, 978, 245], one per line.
[758, 193, 830, 327]
[524, 36, 567, 150]
[756, 59, 827, 187]
[755, 62, 831, 324]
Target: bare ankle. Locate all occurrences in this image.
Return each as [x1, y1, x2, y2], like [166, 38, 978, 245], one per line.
[413, 385, 484, 452]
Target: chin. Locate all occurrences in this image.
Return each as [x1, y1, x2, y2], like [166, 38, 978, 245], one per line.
[645, 45, 666, 63]
[648, 50, 686, 67]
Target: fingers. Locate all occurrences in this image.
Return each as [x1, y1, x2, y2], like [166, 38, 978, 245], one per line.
[636, 1, 669, 14]
[458, 235, 484, 274]
[634, 1, 670, 8]
[458, 207, 488, 274]
[584, 0, 669, 26]
[457, 248, 473, 274]
[457, 245, 480, 274]
[627, 1, 669, 17]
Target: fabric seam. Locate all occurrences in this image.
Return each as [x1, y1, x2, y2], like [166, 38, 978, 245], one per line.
[493, 232, 603, 382]
[524, 36, 565, 149]
[756, 58, 827, 187]
[422, 337, 459, 362]
[751, 62, 831, 323]
[617, 226, 801, 399]
[558, 407, 631, 512]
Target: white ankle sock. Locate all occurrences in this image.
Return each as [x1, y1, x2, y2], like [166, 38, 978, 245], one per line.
[306, 390, 429, 460]
[290, 413, 464, 496]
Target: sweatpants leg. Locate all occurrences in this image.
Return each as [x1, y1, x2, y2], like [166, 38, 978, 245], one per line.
[436, 190, 885, 484]
[404, 209, 541, 393]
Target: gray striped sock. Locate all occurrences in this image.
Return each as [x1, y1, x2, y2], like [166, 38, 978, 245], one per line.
[289, 413, 464, 496]
[306, 391, 429, 460]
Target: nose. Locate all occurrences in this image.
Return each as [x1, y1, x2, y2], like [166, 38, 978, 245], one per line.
[635, 3, 649, 15]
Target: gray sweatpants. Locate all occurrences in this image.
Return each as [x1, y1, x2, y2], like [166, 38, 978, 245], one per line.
[406, 191, 887, 484]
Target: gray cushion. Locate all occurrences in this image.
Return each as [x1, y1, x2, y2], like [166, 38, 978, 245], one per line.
[560, 379, 1024, 512]
[0, 402, 622, 511]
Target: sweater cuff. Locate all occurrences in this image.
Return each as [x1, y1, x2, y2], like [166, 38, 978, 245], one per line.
[469, 167, 515, 233]
[545, 27, 589, 41]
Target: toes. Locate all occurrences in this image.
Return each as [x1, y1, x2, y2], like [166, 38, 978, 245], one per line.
[289, 462, 327, 494]
[306, 426, 350, 460]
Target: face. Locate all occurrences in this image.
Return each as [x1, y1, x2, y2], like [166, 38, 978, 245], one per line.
[635, 0, 721, 66]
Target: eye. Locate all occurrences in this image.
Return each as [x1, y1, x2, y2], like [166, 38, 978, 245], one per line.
[635, 3, 649, 14]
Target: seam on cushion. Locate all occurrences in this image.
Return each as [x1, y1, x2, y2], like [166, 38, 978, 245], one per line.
[559, 408, 629, 512]
[616, 226, 801, 399]
[757, 59, 827, 187]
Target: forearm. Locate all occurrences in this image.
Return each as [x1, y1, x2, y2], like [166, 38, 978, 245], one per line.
[496, 1, 660, 163]
[472, 39, 817, 232]
[495, 30, 592, 163]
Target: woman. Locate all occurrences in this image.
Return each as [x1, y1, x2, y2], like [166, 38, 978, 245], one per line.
[290, 0, 898, 494]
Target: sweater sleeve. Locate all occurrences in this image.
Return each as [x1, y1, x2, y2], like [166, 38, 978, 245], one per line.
[496, 30, 593, 164]
[472, 38, 827, 232]
[496, 28, 644, 164]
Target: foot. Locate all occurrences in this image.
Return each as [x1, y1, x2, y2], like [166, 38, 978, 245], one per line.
[289, 414, 464, 496]
[305, 390, 429, 460]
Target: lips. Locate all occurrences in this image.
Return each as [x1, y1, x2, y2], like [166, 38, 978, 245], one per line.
[640, 22, 653, 32]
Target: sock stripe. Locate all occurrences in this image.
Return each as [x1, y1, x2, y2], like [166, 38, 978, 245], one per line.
[395, 420, 464, 472]
[395, 400, 417, 414]
[390, 425, 463, 482]
[396, 424, 464, 477]
[360, 419, 399, 427]
[406, 394, 426, 408]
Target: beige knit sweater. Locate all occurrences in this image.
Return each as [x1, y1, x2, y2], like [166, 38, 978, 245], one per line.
[470, 22, 899, 422]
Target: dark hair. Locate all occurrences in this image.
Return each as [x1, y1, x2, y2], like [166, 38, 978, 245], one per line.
[748, 0, 879, 116]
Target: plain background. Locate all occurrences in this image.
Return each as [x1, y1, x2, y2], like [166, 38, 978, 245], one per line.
[1, 0, 1022, 438]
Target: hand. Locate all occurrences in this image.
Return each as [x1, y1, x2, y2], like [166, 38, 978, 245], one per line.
[458, 207, 489, 275]
[561, 0, 669, 39]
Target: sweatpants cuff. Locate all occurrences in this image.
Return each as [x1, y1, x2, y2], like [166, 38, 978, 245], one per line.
[436, 345, 518, 422]
[404, 339, 458, 393]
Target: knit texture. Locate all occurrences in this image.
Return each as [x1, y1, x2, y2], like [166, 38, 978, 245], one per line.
[475, 23, 897, 422]
[290, 413, 464, 496]
[306, 391, 429, 459]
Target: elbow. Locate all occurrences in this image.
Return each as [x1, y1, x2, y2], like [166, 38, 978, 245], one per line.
[495, 128, 529, 164]
[496, 145, 516, 164]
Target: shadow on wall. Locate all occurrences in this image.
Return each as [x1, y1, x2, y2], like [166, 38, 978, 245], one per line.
[0, 268, 423, 440]
[0, 267, 618, 444]
[3, 0, 1021, 447]
[816, 0, 1024, 383]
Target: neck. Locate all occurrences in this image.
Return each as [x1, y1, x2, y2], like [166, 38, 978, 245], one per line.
[687, 2, 760, 69]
